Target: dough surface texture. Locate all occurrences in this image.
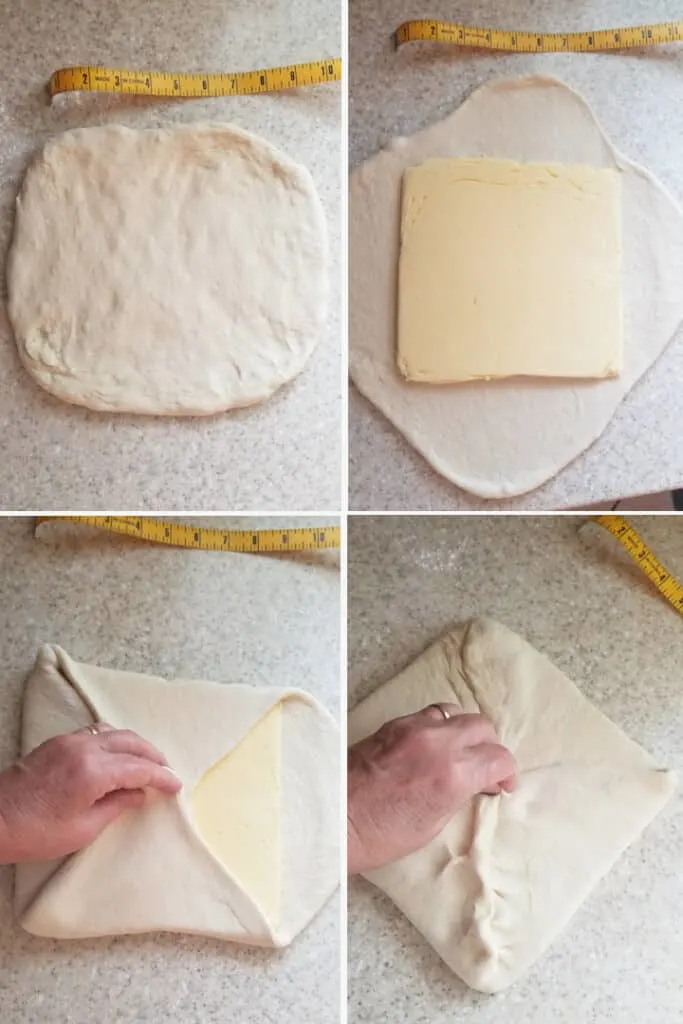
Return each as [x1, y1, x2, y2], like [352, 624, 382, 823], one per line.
[347, 618, 675, 992]
[16, 646, 339, 946]
[349, 76, 683, 497]
[398, 157, 622, 382]
[7, 123, 328, 415]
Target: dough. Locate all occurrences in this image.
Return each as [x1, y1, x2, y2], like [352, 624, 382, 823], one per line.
[7, 123, 328, 415]
[398, 158, 622, 382]
[348, 618, 676, 993]
[350, 76, 683, 498]
[15, 646, 339, 945]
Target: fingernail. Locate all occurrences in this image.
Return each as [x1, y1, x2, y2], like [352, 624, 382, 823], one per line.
[164, 766, 181, 778]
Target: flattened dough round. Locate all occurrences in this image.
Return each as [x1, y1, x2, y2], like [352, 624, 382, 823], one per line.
[7, 123, 328, 415]
[350, 76, 683, 498]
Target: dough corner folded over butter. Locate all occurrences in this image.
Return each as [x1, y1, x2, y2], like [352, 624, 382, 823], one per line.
[348, 617, 675, 992]
[15, 646, 340, 947]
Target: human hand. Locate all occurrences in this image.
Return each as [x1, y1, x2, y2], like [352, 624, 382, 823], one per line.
[348, 706, 516, 874]
[0, 725, 182, 864]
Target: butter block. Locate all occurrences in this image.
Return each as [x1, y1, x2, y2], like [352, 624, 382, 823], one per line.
[397, 157, 622, 382]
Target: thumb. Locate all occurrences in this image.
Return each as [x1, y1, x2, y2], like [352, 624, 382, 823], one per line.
[467, 743, 517, 796]
[86, 788, 146, 833]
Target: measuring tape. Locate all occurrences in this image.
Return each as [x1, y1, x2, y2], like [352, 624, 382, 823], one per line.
[36, 516, 340, 554]
[49, 58, 341, 99]
[395, 19, 683, 53]
[591, 515, 683, 617]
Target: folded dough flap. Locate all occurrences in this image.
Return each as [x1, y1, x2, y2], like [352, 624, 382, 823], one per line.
[16, 645, 339, 947]
[348, 618, 676, 993]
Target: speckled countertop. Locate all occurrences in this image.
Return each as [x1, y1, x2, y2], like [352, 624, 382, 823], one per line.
[0, 0, 340, 511]
[0, 517, 340, 1024]
[348, 514, 682, 1024]
[349, 0, 683, 511]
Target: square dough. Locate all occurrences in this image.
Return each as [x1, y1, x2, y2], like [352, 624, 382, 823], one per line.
[348, 619, 675, 992]
[397, 157, 623, 382]
[15, 646, 339, 946]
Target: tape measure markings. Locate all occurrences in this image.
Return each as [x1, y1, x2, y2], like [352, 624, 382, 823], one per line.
[395, 19, 683, 53]
[592, 515, 683, 616]
[36, 516, 340, 554]
[49, 59, 342, 99]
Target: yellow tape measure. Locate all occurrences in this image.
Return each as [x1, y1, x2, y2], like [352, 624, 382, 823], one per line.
[395, 19, 683, 53]
[36, 516, 340, 554]
[49, 58, 341, 99]
[592, 515, 683, 617]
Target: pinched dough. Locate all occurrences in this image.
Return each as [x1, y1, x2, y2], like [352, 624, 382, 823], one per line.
[348, 618, 675, 992]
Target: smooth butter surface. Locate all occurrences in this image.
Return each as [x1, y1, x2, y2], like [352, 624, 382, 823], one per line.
[397, 157, 622, 382]
[192, 701, 282, 923]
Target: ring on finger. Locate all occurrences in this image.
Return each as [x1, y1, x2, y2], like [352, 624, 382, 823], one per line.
[429, 703, 451, 722]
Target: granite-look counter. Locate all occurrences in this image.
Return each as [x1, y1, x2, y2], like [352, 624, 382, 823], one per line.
[0, 0, 340, 511]
[349, 0, 683, 510]
[348, 514, 682, 1023]
[0, 517, 340, 1024]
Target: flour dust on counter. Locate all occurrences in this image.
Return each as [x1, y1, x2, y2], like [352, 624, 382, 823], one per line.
[347, 514, 683, 1024]
[0, 515, 341, 1024]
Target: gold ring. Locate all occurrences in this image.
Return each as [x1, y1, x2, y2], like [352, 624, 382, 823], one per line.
[430, 703, 451, 721]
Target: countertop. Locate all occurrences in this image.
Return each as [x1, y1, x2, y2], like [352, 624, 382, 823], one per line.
[349, 0, 683, 511]
[0, 0, 340, 511]
[0, 516, 340, 1024]
[348, 514, 683, 1024]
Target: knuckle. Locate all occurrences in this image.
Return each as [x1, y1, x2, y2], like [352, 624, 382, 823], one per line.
[438, 758, 466, 795]
[65, 737, 97, 774]
[406, 724, 440, 758]
[47, 732, 72, 756]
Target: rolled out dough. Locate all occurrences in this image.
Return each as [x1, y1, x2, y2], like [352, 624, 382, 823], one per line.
[348, 618, 676, 993]
[15, 646, 339, 946]
[7, 123, 328, 415]
[398, 157, 622, 382]
[350, 76, 683, 498]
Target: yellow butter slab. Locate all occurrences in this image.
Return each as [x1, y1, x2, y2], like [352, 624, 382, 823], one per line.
[397, 157, 622, 383]
[192, 702, 282, 923]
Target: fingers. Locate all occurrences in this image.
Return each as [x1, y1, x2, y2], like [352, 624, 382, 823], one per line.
[418, 703, 463, 723]
[415, 707, 499, 746]
[74, 724, 173, 770]
[466, 742, 517, 796]
[95, 728, 170, 767]
[76, 723, 113, 737]
[105, 756, 182, 796]
[448, 714, 500, 747]
[390, 707, 518, 799]
[86, 788, 146, 832]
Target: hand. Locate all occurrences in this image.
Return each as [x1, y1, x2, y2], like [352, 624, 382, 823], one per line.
[348, 706, 516, 874]
[0, 725, 182, 864]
